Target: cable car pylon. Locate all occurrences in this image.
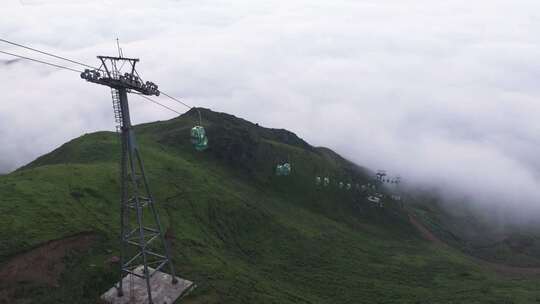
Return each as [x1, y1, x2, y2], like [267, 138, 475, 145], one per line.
[81, 54, 189, 303]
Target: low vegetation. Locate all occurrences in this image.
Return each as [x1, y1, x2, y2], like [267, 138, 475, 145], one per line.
[1, 109, 539, 303]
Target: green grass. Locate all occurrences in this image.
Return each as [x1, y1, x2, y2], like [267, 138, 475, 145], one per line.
[409, 197, 540, 268]
[1, 108, 539, 303]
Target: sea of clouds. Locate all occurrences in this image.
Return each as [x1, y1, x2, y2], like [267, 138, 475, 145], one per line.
[2, 0, 540, 222]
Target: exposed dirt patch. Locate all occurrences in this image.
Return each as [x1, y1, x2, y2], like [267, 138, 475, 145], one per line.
[408, 214, 445, 246]
[503, 235, 535, 254]
[0, 232, 97, 288]
[408, 214, 540, 277]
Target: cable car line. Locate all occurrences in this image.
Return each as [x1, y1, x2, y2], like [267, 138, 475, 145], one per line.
[2, 39, 400, 206]
[0, 38, 99, 70]
[2, 39, 210, 150]
[160, 91, 193, 109]
[0, 49, 184, 116]
[159, 92, 208, 150]
[0, 50, 83, 73]
[0, 38, 194, 112]
[132, 93, 183, 115]
[160, 91, 205, 133]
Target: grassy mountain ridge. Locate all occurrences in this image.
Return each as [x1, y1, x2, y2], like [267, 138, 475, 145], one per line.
[1, 108, 539, 303]
[408, 192, 540, 268]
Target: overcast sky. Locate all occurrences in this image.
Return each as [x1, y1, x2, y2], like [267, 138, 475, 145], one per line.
[2, 0, 540, 222]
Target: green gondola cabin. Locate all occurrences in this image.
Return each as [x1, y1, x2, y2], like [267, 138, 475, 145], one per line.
[191, 125, 208, 151]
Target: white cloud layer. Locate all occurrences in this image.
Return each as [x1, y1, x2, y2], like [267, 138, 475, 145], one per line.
[2, 0, 540, 222]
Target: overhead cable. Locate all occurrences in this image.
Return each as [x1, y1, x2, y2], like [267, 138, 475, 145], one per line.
[132, 93, 183, 115]
[0, 38, 98, 70]
[160, 91, 194, 109]
[0, 50, 83, 73]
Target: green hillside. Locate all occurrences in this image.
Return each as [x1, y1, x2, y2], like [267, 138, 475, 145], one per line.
[1, 108, 539, 303]
[408, 193, 540, 268]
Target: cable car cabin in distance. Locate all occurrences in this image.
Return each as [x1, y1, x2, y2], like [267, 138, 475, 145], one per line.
[189, 108, 209, 151]
[276, 163, 291, 176]
[323, 177, 330, 186]
[191, 126, 208, 151]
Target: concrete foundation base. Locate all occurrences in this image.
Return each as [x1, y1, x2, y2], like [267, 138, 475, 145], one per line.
[101, 266, 194, 304]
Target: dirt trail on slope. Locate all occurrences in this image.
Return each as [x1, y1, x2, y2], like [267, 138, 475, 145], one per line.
[0, 232, 97, 302]
[408, 214, 540, 277]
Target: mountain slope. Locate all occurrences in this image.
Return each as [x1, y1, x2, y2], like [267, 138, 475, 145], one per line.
[1, 109, 539, 303]
[408, 193, 540, 268]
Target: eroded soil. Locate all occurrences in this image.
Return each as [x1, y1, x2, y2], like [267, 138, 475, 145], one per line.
[0, 232, 97, 302]
[409, 214, 540, 277]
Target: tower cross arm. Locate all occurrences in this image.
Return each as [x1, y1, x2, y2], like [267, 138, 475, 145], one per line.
[80, 55, 159, 96]
[98, 55, 140, 62]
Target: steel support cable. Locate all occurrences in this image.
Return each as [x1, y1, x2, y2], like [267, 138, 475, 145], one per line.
[132, 93, 183, 115]
[0, 38, 99, 70]
[0, 51, 180, 117]
[159, 91, 193, 109]
[160, 90, 202, 124]
[0, 40, 197, 117]
[0, 50, 83, 73]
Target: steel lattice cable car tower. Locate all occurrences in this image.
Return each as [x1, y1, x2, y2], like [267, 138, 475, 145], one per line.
[81, 55, 177, 303]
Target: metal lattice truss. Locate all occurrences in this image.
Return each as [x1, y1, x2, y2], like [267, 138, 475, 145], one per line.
[81, 55, 177, 304]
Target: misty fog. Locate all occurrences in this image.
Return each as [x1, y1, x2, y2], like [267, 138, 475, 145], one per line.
[2, 0, 540, 224]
